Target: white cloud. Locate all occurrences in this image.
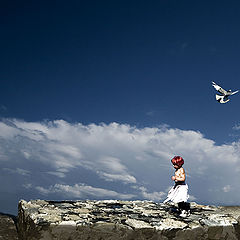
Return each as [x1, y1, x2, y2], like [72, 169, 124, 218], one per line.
[1, 118, 240, 208]
[23, 183, 32, 189]
[96, 157, 137, 183]
[21, 150, 31, 159]
[99, 172, 136, 183]
[46, 171, 66, 178]
[3, 167, 31, 176]
[36, 183, 135, 199]
[138, 187, 166, 201]
[223, 185, 231, 193]
[233, 124, 240, 131]
[146, 111, 155, 117]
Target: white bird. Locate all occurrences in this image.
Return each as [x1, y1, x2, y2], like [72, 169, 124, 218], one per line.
[212, 81, 239, 103]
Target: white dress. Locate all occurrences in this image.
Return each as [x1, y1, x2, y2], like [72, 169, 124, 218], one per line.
[164, 184, 189, 203]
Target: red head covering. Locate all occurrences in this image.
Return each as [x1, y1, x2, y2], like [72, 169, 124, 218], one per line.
[171, 156, 184, 167]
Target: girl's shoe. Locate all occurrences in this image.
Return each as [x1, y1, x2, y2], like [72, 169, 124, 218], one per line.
[179, 210, 190, 217]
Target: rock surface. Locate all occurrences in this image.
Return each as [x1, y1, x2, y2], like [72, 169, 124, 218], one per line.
[18, 199, 240, 240]
[0, 213, 18, 240]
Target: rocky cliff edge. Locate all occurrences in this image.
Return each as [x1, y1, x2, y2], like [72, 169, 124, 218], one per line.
[17, 199, 240, 240]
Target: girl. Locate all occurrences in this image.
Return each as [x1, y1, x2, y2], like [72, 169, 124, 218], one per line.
[164, 156, 189, 217]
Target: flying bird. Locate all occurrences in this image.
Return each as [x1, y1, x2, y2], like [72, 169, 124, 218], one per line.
[212, 81, 239, 103]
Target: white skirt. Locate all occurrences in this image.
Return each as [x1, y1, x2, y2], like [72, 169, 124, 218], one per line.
[164, 184, 189, 203]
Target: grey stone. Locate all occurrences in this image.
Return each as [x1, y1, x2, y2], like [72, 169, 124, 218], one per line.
[17, 200, 240, 240]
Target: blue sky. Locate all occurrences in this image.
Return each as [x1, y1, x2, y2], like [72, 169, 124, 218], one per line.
[1, 0, 240, 215]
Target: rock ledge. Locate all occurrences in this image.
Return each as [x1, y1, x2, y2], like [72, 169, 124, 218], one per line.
[18, 200, 240, 240]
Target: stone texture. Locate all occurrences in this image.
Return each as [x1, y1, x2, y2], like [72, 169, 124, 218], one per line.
[0, 213, 18, 240]
[17, 200, 240, 240]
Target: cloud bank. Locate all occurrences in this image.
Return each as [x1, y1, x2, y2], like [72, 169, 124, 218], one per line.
[0, 118, 240, 213]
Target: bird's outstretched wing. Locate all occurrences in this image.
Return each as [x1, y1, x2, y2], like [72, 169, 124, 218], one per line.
[212, 81, 228, 95]
[231, 90, 239, 95]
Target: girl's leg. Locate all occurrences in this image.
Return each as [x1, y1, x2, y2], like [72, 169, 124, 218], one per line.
[178, 201, 184, 210]
[178, 202, 190, 217]
[178, 201, 190, 210]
